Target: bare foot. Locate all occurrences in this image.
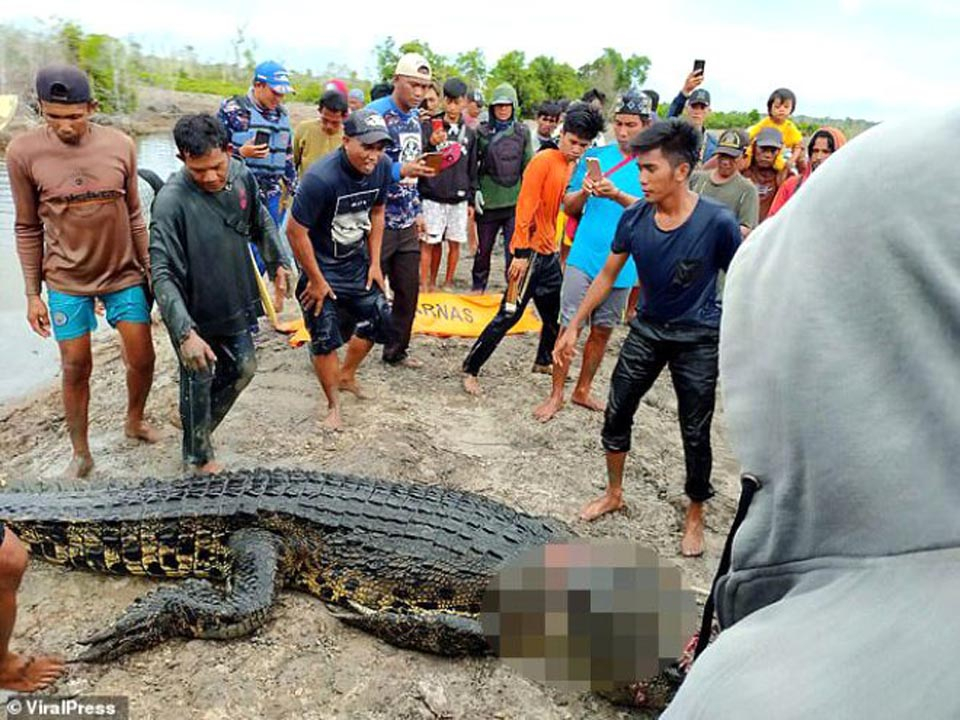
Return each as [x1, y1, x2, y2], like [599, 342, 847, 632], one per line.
[571, 391, 605, 413]
[63, 454, 94, 479]
[680, 503, 705, 557]
[125, 420, 162, 443]
[531, 363, 553, 375]
[533, 395, 564, 422]
[579, 492, 626, 521]
[0, 653, 66, 692]
[338, 378, 367, 399]
[321, 406, 343, 432]
[390, 356, 423, 369]
[462, 374, 482, 396]
[193, 461, 224, 475]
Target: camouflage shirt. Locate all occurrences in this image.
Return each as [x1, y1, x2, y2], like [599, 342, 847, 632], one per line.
[366, 96, 423, 230]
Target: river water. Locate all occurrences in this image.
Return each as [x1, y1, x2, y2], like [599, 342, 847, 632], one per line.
[0, 132, 181, 405]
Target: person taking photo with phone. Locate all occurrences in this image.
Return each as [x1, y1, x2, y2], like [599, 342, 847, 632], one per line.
[362, 53, 438, 368]
[667, 62, 718, 166]
[418, 78, 478, 291]
[217, 60, 295, 301]
[533, 93, 645, 422]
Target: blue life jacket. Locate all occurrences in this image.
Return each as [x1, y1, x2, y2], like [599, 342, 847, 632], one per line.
[229, 94, 290, 178]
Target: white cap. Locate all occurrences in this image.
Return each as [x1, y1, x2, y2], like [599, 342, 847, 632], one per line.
[395, 53, 432, 81]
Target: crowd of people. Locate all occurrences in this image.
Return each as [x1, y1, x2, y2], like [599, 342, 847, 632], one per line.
[2, 56, 853, 692]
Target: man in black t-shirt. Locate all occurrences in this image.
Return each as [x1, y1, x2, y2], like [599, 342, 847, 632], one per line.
[286, 109, 395, 431]
[555, 119, 741, 558]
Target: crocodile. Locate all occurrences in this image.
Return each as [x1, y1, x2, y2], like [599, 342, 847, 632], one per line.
[0, 468, 571, 662]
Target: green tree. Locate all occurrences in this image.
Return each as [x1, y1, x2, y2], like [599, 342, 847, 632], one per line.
[578, 48, 651, 107]
[373, 37, 399, 82]
[527, 55, 584, 104]
[55, 20, 83, 64]
[77, 33, 137, 113]
[454, 49, 487, 90]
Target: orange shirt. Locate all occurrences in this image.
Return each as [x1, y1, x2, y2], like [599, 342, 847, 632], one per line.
[509, 149, 573, 256]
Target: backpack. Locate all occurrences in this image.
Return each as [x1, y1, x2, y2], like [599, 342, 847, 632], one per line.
[480, 122, 529, 187]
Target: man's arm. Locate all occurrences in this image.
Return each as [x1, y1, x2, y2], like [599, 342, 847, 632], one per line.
[366, 205, 386, 290]
[7, 150, 44, 298]
[569, 251, 629, 331]
[740, 181, 761, 233]
[292, 124, 304, 175]
[250, 174, 289, 278]
[715, 213, 743, 271]
[124, 136, 150, 274]
[282, 124, 299, 197]
[509, 156, 546, 259]
[466, 127, 479, 205]
[149, 199, 197, 343]
[554, 250, 630, 366]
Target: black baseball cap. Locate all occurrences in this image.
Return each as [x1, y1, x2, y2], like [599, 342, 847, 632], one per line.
[688, 88, 711, 106]
[36, 64, 92, 103]
[715, 129, 747, 157]
[343, 109, 393, 145]
[755, 126, 784, 149]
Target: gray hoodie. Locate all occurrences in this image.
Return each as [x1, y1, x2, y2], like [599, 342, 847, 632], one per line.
[664, 112, 960, 718]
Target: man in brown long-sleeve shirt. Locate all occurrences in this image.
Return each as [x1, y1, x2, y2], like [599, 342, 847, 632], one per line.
[6, 65, 159, 478]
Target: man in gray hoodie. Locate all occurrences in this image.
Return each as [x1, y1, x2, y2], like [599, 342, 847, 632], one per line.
[662, 112, 960, 717]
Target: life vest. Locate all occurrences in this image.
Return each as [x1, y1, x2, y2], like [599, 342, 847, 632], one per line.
[479, 121, 529, 188]
[229, 94, 291, 178]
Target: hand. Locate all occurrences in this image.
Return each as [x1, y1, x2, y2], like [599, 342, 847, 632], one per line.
[401, 159, 437, 179]
[272, 266, 290, 312]
[474, 190, 485, 215]
[419, 108, 432, 122]
[240, 140, 270, 159]
[26, 296, 51, 338]
[298, 277, 336, 316]
[180, 330, 217, 373]
[591, 177, 621, 200]
[508, 257, 529, 283]
[366, 265, 385, 291]
[552, 326, 580, 368]
[430, 128, 447, 146]
[682, 70, 704, 96]
[415, 214, 427, 241]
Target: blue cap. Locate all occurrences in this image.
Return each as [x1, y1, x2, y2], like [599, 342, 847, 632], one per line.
[253, 61, 294, 95]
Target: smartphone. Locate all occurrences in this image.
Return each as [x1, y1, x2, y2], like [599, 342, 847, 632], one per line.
[420, 151, 446, 172]
[693, 59, 706, 76]
[253, 130, 270, 147]
[586, 157, 602, 182]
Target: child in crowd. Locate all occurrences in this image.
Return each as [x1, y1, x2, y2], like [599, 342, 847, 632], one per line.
[747, 88, 804, 172]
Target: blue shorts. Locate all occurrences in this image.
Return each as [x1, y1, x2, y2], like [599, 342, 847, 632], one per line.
[48, 285, 151, 342]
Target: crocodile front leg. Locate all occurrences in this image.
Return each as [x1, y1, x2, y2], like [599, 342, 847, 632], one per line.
[76, 529, 283, 662]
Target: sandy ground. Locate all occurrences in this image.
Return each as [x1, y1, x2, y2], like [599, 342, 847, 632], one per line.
[0, 248, 742, 719]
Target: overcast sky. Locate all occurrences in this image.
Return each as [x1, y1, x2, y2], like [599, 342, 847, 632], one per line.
[7, 0, 958, 121]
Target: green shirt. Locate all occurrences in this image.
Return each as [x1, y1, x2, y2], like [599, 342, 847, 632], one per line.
[690, 170, 760, 231]
[293, 120, 343, 178]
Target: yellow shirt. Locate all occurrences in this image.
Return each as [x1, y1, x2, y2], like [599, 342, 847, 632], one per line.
[748, 117, 803, 171]
[293, 120, 343, 177]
